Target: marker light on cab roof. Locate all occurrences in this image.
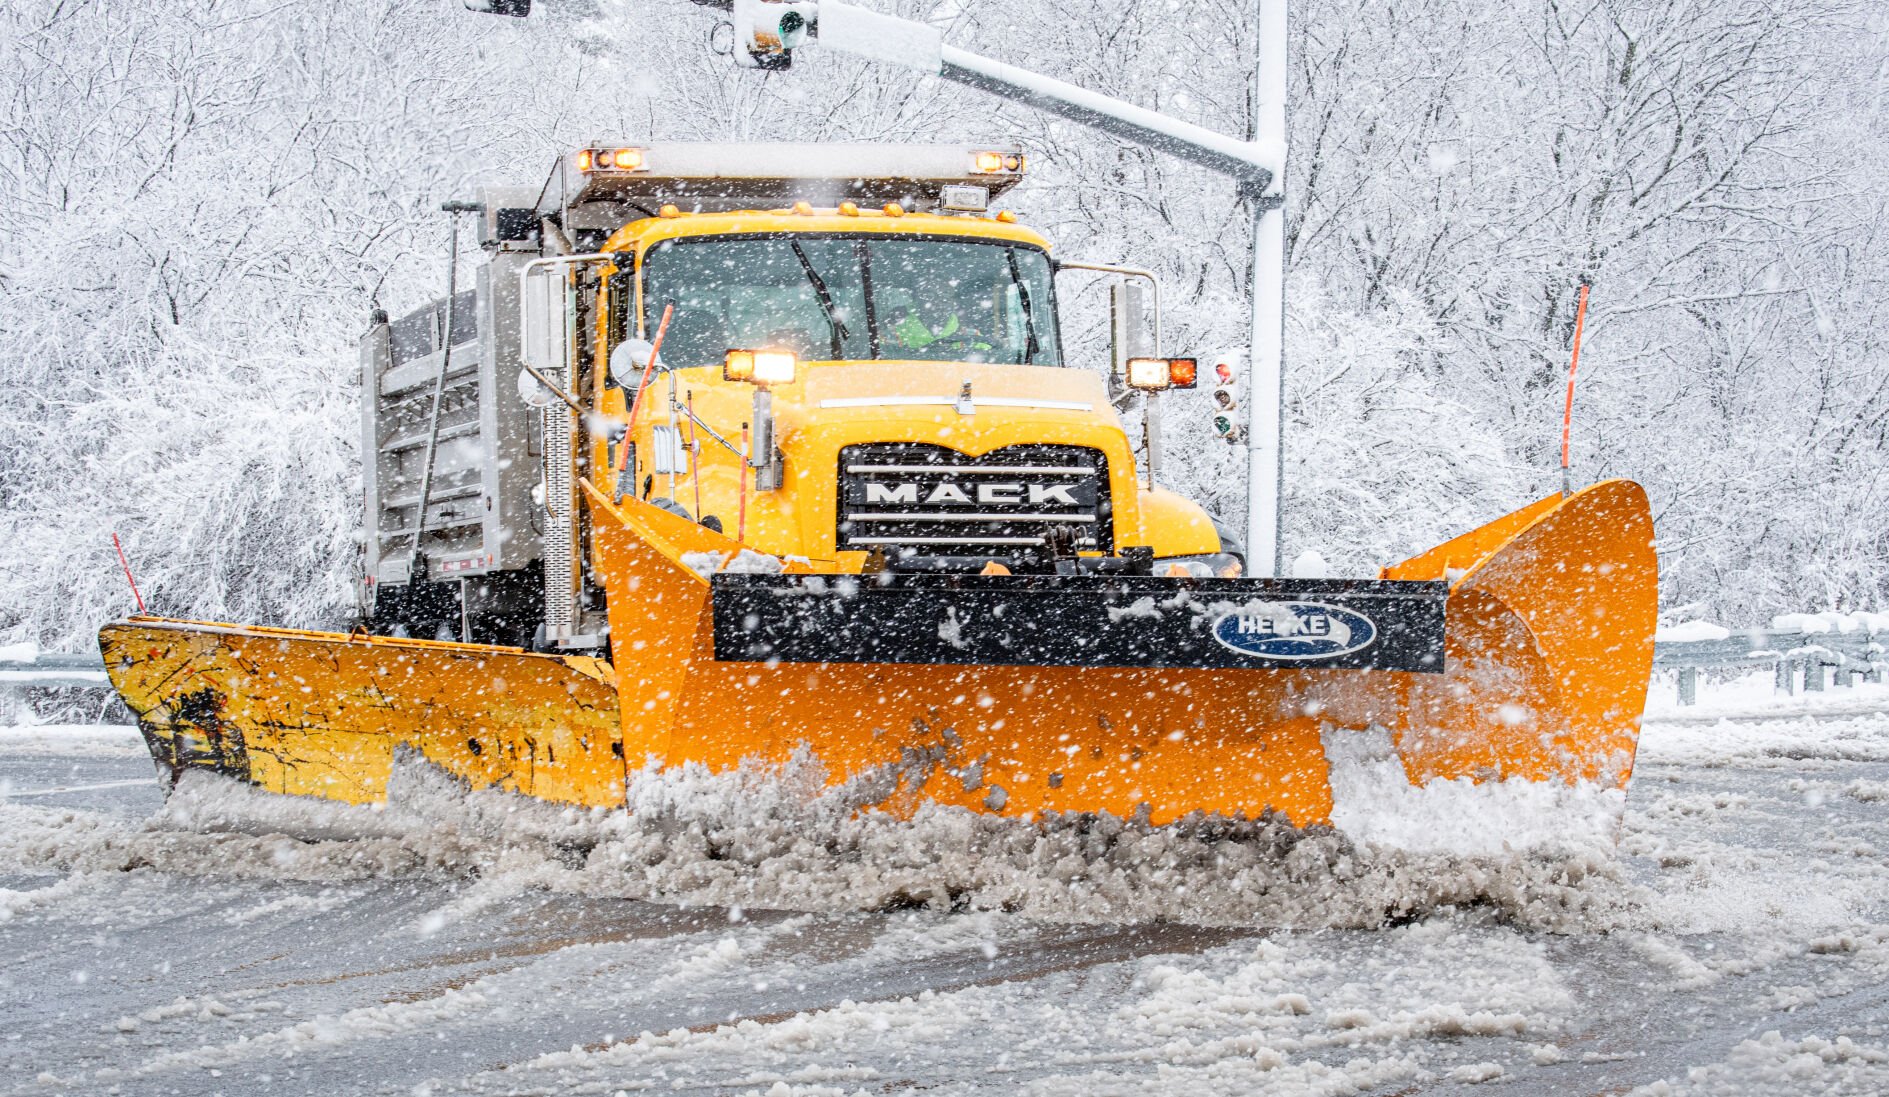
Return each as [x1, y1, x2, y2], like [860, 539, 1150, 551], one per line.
[971, 150, 1024, 175]
[580, 146, 647, 173]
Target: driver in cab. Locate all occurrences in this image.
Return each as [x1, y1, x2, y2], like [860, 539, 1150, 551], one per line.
[888, 286, 994, 357]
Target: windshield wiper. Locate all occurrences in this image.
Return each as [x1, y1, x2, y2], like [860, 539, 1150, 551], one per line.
[1007, 249, 1041, 364]
[855, 239, 882, 358]
[789, 240, 849, 358]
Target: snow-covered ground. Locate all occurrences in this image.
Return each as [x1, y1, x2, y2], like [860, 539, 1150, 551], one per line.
[2, 674, 1887, 1095]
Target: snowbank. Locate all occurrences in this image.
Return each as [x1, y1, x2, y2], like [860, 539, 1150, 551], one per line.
[1643, 672, 1889, 727]
[1655, 621, 1731, 643]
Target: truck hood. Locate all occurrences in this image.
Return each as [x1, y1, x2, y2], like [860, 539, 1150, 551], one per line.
[761, 361, 1142, 561]
[796, 361, 1109, 415]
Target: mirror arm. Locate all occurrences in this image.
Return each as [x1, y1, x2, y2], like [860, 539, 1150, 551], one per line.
[519, 360, 584, 415]
[674, 398, 743, 457]
[1055, 259, 1161, 352]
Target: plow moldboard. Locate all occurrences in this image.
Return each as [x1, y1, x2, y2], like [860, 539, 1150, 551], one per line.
[99, 619, 625, 807]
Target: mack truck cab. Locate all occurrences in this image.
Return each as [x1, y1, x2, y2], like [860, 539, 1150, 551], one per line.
[360, 143, 1237, 650]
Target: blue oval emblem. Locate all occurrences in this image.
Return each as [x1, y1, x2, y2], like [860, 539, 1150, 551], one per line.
[1211, 601, 1377, 660]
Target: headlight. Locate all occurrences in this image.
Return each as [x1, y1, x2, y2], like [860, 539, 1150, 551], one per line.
[1159, 553, 1244, 579]
[724, 348, 798, 387]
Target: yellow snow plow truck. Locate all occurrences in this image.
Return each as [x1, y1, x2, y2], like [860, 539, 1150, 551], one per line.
[100, 144, 1657, 828]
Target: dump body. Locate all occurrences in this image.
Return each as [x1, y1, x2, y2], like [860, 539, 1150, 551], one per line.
[361, 189, 537, 587]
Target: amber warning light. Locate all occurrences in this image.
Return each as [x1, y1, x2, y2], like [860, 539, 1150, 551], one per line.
[578, 147, 648, 173]
[1126, 358, 1199, 392]
[724, 349, 798, 386]
[971, 150, 1025, 174]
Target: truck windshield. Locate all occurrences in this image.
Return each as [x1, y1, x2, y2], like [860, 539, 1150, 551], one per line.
[639, 235, 1062, 368]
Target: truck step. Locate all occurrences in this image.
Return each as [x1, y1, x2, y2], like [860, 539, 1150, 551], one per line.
[379, 420, 482, 454]
[382, 483, 483, 511]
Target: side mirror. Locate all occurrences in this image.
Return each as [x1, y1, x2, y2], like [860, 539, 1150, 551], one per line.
[610, 338, 661, 388]
[1110, 280, 1154, 372]
[516, 368, 556, 409]
[520, 267, 567, 376]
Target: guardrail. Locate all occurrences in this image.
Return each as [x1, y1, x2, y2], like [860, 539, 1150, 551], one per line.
[1655, 629, 1884, 705]
[0, 651, 111, 689]
[5, 630, 1882, 709]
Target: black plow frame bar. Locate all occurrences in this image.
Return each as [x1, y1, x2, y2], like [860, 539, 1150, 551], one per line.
[711, 572, 1448, 672]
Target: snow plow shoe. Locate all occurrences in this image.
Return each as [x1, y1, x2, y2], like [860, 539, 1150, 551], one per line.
[99, 478, 1654, 831]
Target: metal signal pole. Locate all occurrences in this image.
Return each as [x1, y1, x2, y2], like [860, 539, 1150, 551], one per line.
[1247, 0, 1287, 577]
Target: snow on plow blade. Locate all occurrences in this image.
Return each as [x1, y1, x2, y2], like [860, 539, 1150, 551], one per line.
[99, 479, 1654, 831]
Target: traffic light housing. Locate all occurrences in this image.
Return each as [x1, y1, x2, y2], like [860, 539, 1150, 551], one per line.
[734, 0, 817, 69]
[1211, 352, 1244, 442]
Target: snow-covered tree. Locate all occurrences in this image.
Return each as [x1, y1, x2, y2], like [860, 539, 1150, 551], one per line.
[1, 0, 1883, 651]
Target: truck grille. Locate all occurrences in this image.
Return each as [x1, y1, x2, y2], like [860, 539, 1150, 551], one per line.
[837, 443, 1112, 553]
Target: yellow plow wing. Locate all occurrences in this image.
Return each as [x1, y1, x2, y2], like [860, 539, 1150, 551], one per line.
[99, 620, 625, 807]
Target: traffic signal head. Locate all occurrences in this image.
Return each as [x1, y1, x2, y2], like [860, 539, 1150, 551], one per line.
[734, 0, 817, 69]
[1210, 351, 1244, 442]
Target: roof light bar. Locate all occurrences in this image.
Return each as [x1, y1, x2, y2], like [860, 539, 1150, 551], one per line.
[578, 146, 648, 173]
[971, 150, 1025, 175]
[549, 143, 1029, 215]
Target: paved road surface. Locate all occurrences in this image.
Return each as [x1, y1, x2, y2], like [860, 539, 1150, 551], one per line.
[2, 711, 1887, 1096]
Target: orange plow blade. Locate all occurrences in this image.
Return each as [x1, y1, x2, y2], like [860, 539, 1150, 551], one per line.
[589, 478, 1657, 827]
[99, 480, 1655, 832]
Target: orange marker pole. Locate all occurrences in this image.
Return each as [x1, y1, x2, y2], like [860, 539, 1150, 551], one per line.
[737, 424, 750, 543]
[1560, 282, 1591, 497]
[112, 532, 146, 614]
[622, 303, 675, 451]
